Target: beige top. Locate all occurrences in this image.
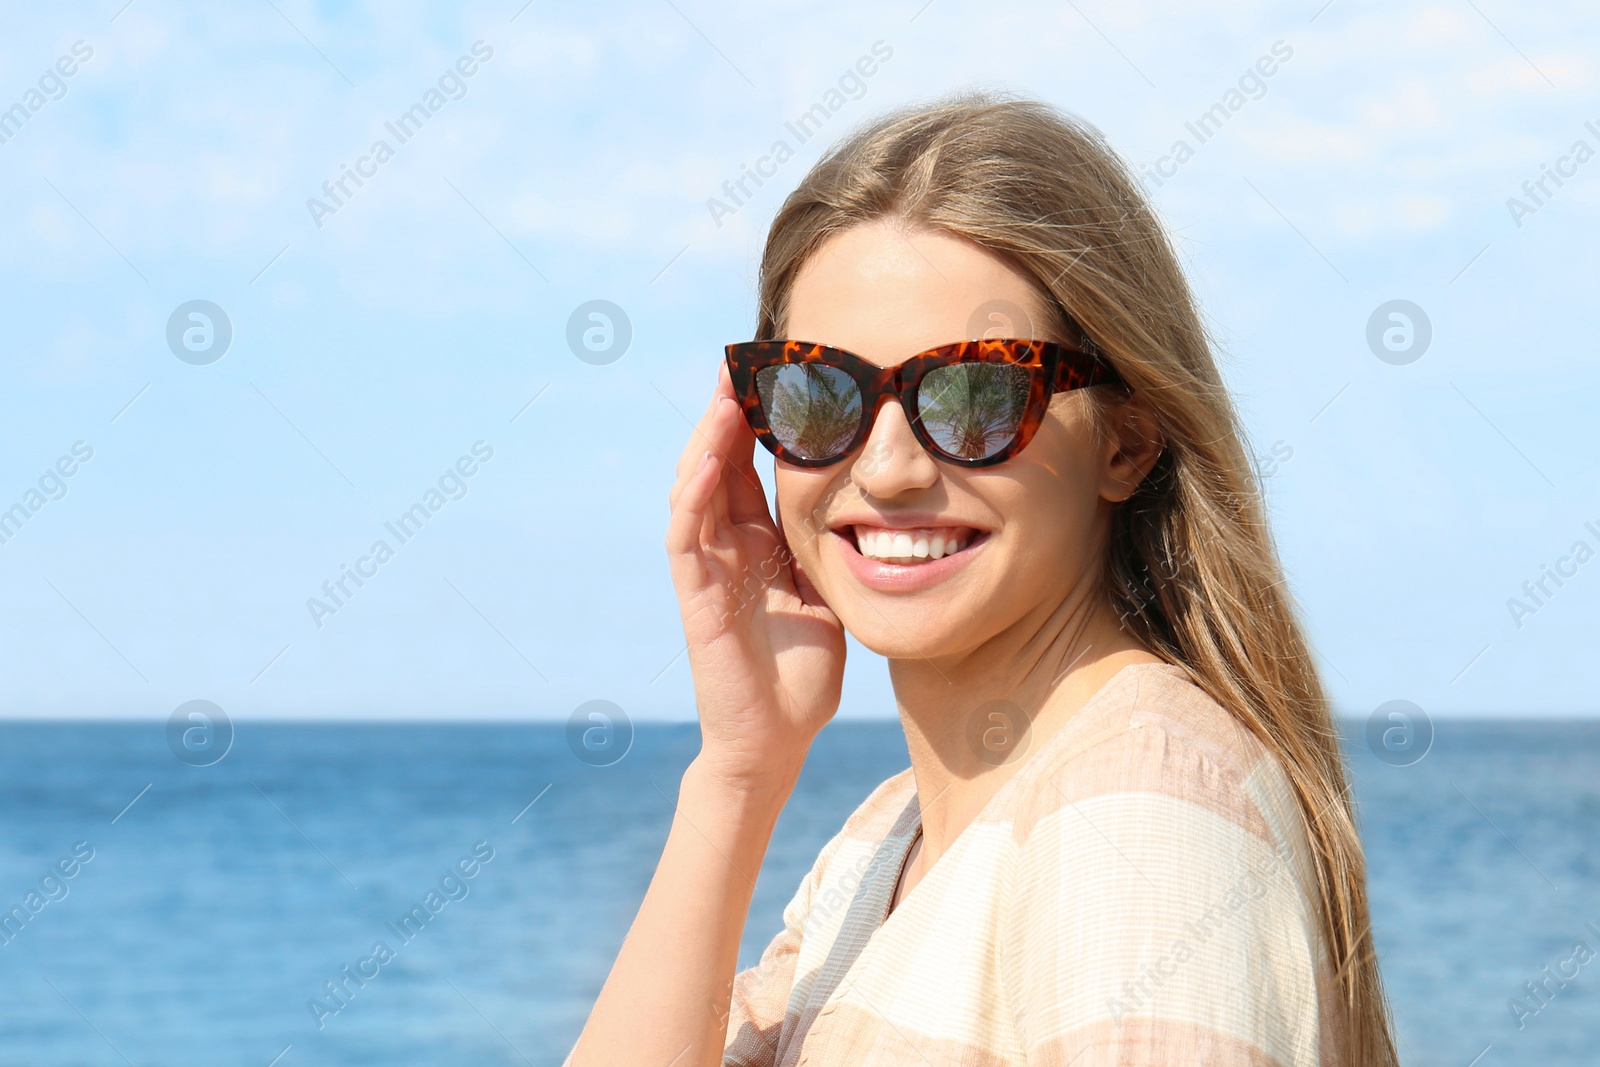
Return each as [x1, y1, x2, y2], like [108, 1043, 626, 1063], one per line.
[573, 660, 1349, 1065]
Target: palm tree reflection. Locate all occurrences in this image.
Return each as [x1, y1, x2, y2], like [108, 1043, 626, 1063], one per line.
[759, 365, 862, 459]
[757, 361, 1029, 462]
[917, 364, 1028, 460]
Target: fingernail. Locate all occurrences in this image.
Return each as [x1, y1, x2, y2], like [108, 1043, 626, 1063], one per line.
[696, 450, 712, 472]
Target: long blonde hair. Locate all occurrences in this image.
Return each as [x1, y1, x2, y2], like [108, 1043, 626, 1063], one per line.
[753, 92, 1398, 1066]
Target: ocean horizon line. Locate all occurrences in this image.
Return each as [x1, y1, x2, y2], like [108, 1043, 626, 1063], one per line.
[1, 712, 1597, 724]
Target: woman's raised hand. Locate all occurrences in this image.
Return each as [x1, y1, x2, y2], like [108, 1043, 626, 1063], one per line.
[665, 362, 847, 792]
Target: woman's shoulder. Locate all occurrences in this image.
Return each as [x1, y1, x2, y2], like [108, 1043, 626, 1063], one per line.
[995, 662, 1339, 1066]
[1007, 659, 1300, 855]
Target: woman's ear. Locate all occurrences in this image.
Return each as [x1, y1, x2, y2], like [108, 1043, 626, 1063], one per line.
[1100, 391, 1165, 504]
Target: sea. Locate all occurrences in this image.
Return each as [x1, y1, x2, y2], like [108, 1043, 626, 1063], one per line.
[0, 719, 1595, 1066]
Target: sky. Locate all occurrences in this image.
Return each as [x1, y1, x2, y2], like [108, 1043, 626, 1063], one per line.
[0, 0, 1596, 721]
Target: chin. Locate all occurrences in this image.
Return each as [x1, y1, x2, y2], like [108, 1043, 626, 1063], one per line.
[831, 592, 999, 661]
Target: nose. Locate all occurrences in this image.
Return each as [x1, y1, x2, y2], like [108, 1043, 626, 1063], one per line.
[850, 394, 940, 498]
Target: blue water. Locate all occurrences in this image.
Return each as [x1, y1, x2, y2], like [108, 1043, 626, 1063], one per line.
[0, 720, 1595, 1066]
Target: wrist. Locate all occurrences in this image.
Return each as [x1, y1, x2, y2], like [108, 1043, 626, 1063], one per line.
[684, 750, 805, 817]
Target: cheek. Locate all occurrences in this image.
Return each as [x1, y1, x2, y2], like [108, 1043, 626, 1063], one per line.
[998, 487, 1101, 599]
[1029, 403, 1106, 495]
[1003, 422, 1107, 562]
[775, 469, 838, 558]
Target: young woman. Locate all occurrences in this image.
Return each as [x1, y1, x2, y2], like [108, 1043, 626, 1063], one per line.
[564, 93, 1399, 1066]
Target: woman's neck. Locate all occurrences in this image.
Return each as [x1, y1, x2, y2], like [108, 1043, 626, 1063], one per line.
[887, 579, 1162, 877]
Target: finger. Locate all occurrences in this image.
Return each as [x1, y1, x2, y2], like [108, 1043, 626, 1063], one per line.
[664, 450, 720, 593]
[765, 494, 807, 602]
[702, 365, 773, 532]
[678, 396, 739, 537]
[719, 399, 771, 529]
[711, 364, 762, 513]
[670, 360, 736, 490]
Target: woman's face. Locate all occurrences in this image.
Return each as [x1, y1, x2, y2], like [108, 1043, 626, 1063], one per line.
[775, 218, 1154, 660]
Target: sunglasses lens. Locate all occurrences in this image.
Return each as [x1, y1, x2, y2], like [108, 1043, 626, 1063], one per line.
[755, 363, 862, 460]
[915, 362, 1033, 461]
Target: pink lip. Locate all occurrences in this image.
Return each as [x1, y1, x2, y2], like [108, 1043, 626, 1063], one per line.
[832, 528, 990, 593]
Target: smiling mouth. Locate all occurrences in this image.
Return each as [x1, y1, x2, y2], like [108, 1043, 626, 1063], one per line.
[848, 524, 988, 565]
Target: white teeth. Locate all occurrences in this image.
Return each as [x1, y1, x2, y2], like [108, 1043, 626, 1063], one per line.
[853, 526, 977, 564]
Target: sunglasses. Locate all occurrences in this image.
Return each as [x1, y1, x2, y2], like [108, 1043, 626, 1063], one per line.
[724, 336, 1125, 469]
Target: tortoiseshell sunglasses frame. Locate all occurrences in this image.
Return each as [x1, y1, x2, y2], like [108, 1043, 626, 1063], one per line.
[723, 337, 1125, 469]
